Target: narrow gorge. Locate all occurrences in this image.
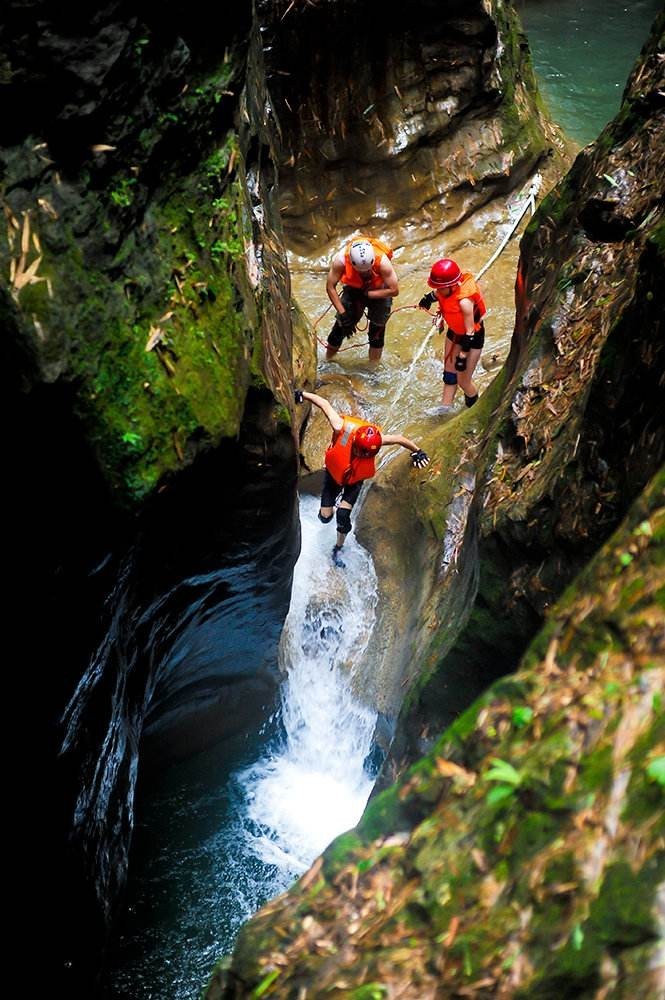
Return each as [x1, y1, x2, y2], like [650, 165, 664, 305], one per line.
[1, 2, 662, 998]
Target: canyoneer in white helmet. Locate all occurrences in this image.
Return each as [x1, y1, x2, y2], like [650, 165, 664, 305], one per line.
[325, 235, 399, 362]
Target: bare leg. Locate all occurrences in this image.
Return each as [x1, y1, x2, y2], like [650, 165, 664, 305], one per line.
[457, 347, 482, 400]
[442, 379, 458, 405]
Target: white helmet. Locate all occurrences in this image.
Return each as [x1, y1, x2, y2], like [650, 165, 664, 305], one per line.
[349, 240, 375, 271]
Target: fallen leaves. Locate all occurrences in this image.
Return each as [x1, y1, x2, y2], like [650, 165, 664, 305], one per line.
[6, 209, 53, 299]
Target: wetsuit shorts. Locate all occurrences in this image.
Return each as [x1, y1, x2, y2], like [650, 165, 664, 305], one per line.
[320, 469, 363, 508]
[446, 322, 485, 350]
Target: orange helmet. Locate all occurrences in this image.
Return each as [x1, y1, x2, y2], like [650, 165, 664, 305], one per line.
[428, 258, 462, 288]
[353, 424, 382, 456]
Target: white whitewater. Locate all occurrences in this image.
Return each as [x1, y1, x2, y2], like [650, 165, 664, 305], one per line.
[237, 493, 379, 879]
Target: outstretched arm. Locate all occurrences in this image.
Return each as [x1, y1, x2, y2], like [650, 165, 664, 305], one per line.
[298, 390, 344, 431]
[381, 433, 430, 467]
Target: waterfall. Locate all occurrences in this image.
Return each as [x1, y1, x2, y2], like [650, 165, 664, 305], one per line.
[237, 492, 379, 878]
[106, 493, 382, 998]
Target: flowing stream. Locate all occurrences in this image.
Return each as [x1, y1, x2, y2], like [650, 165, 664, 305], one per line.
[241, 495, 379, 873]
[104, 5, 658, 996]
[106, 497, 380, 998]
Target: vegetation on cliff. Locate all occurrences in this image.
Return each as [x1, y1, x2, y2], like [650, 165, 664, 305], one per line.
[1, 6, 304, 505]
[209, 471, 663, 997]
[205, 12, 664, 998]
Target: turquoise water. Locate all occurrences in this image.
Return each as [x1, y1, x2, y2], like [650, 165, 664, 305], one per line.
[518, 0, 661, 145]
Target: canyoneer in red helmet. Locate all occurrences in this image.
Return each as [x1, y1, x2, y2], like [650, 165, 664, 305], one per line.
[325, 236, 399, 362]
[294, 389, 429, 567]
[419, 258, 487, 412]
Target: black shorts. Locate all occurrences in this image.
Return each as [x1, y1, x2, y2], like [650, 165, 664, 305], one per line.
[320, 469, 363, 508]
[446, 323, 485, 350]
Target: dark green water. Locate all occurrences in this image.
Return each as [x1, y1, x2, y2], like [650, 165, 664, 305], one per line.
[518, 0, 661, 145]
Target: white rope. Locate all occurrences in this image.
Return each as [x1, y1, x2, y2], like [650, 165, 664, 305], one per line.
[381, 317, 439, 430]
[476, 172, 542, 281]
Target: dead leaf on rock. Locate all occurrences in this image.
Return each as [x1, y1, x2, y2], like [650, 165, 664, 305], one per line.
[298, 856, 323, 891]
[145, 326, 166, 351]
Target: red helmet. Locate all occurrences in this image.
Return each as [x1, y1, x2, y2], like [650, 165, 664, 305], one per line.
[354, 424, 382, 456]
[427, 258, 462, 288]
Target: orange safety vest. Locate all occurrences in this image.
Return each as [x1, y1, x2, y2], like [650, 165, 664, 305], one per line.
[434, 272, 487, 335]
[325, 416, 381, 486]
[341, 237, 393, 291]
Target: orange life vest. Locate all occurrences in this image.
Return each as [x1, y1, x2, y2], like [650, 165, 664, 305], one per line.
[325, 416, 381, 486]
[341, 237, 393, 291]
[434, 272, 486, 335]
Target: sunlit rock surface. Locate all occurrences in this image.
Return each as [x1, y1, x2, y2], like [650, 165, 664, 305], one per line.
[258, 0, 568, 252]
[384, 10, 664, 768]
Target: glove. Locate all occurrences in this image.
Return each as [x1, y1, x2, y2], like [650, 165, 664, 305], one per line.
[411, 449, 430, 469]
[294, 389, 304, 404]
[460, 334, 475, 352]
[419, 292, 436, 310]
[455, 354, 468, 372]
[337, 310, 355, 330]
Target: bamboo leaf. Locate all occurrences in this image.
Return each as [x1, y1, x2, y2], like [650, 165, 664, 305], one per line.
[646, 756, 665, 788]
[485, 758, 522, 786]
[21, 212, 31, 255]
[253, 969, 280, 997]
[13, 254, 42, 290]
[486, 784, 516, 806]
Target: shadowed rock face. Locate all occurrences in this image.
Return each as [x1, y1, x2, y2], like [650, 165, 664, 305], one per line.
[1, 0, 310, 506]
[2, 4, 313, 995]
[204, 14, 664, 1000]
[258, 0, 566, 251]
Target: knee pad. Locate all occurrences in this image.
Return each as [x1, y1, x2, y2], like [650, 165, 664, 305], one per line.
[318, 511, 334, 523]
[443, 371, 458, 385]
[336, 507, 352, 535]
[368, 323, 385, 349]
[465, 393, 479, 408]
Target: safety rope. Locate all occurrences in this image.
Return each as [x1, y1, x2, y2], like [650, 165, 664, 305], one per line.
[476, 173, 542, 281]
